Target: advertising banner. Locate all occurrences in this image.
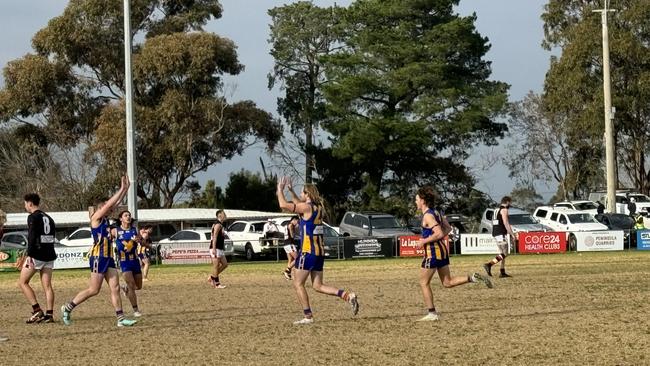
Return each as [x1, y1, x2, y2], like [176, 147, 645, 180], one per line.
[343, 237, 394, 259]
[574, 231, 624, 252]
[398, 235, 424, 257]
[460, 234, 499, 255]
[398, 235, 450, 257]
[636, 230, 650, 250]
[0, 248, 23, 272]
[160, 243, 212, 264]
[54, 246, 92, 269]
[518, 232, 566, 254]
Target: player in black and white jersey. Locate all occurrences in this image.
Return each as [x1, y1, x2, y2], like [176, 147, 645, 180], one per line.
[18, 193, 57, 324]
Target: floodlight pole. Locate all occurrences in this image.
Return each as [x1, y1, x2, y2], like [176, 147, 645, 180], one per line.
[593, 2, 616, 213]
[124, 0, 138, 219]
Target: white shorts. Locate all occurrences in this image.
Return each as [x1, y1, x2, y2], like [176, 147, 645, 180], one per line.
[23, 257, 54, 270]
[493, 235, 511, 253]
[210, 249, 225, 258]
[283, 244, 296, 254]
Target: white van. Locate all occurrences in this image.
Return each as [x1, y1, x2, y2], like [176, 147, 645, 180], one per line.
[532, 206, 608, 249]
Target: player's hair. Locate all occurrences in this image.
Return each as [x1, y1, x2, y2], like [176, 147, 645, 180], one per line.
[303, 184, 327, 220]
[117, 210, 131, 225]
[417, 186, 439, 209]
[500, 196, 512, 205]
[24, 193, 40, 206]
[216, 209, 226, 219]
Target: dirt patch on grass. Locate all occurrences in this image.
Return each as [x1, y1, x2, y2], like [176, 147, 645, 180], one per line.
[0, 252, 649, 365]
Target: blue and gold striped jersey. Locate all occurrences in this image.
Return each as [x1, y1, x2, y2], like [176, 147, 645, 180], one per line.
[91, 218, 112, 258]
[421, 208, 448, 260]
[115, 226, 138, 261]
[299, 203, 325, 256]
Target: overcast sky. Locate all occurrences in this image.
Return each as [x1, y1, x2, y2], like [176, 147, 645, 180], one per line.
[0, 0, 554, 203]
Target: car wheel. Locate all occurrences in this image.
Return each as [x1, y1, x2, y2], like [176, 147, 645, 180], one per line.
[245, 243, 255, 261]
[569, 234, 577, 251]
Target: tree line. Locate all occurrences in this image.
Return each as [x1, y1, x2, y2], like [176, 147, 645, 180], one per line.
[1, 0, 646, 222]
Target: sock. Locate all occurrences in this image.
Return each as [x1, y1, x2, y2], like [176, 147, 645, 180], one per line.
[286, 267, 292, 273]
[468, 275, 474, 282]
[337, 289, 350, 302]
[210, 275, 217, 282]
[46, 310, 53, 317]
[65, 301, 77, 312]
[303, 308, 312, 318]
[215, 276, 220, 283]
[32, 303, 42, 314]
[428, 307, 436, 314]
[116, 310, 124, 320]
[132, 305, 139, 312]
[500, 268, 507, 274]
[489, 254, 505, 265]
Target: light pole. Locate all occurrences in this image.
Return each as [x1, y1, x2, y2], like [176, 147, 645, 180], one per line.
[593, 1, 616, 213]
[124, 0, 138, 219]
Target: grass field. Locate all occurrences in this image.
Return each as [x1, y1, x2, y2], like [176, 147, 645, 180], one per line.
[1, 251, 650, 365]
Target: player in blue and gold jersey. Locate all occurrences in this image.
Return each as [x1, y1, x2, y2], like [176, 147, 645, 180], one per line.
[61, 175, 137, 327]
[277, 176, 359, 325]
[415, 186, 492, 322]
[137, 225, 153, 281]
[113, 210, 143, 317]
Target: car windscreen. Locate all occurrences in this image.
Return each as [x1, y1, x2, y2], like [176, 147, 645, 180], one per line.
[574, 202, 597, 210]
[371, 217, 402, 229]
[508, 214, 536, 225]
[567, 214, 596, 223]
[630, 194, 650, 203]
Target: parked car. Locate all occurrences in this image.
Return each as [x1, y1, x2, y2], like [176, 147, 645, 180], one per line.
[553, 200, 599, 215]
[338, 211, 411, 237]
[1, 231, 62, 251]
[59, 227, 93, 247]
[588, 191, 650, 215]
[158, 229, 233, 257]
[146, 223, 177, 242]
[226, 220, 273, 260]
[595, 213, 636, 247]
[321, 223, 345, 259]
[533, 206, 608, 249]
[479, 208, 552, 235]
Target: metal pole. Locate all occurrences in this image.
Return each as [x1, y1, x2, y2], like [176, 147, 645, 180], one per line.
[124, 0, 138, 219]
[594, 2, 616, 213]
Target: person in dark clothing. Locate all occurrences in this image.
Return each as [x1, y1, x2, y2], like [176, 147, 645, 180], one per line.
[209, 209, 228, 289]
[627, 197, 637, 217]
[18, 193, 57, 324]
[484, 196, 514, 278]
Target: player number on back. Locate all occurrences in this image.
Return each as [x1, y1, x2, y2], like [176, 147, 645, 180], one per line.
[43, 217, 51, 234]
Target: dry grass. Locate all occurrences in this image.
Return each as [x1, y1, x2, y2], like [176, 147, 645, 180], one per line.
[1, 252, 650, 365]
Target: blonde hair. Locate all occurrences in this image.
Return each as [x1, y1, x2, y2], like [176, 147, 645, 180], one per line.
[303, 184, 327, 220]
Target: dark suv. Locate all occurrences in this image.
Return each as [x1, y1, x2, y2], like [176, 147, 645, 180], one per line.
[338, 211, 410, 237]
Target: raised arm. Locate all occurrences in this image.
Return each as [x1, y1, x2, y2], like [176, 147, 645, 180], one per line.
[277, 177, 312, 215]
[286, 178, 303, 204]
[91, 175, 130, 226]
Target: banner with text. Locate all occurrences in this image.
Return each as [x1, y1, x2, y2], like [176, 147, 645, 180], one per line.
[636, 230, 650, 250]
[343, 237, 394, 259]
[460, 234, 499, 255]
[574, 231, 624, 252]
[518, 232, 566, 254]
[160, 242, 212, 264]
[398, 235, 424, 257]
[54, 246, 92, 269]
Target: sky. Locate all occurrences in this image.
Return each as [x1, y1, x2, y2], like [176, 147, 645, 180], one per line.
[0, 0, 554, 203]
